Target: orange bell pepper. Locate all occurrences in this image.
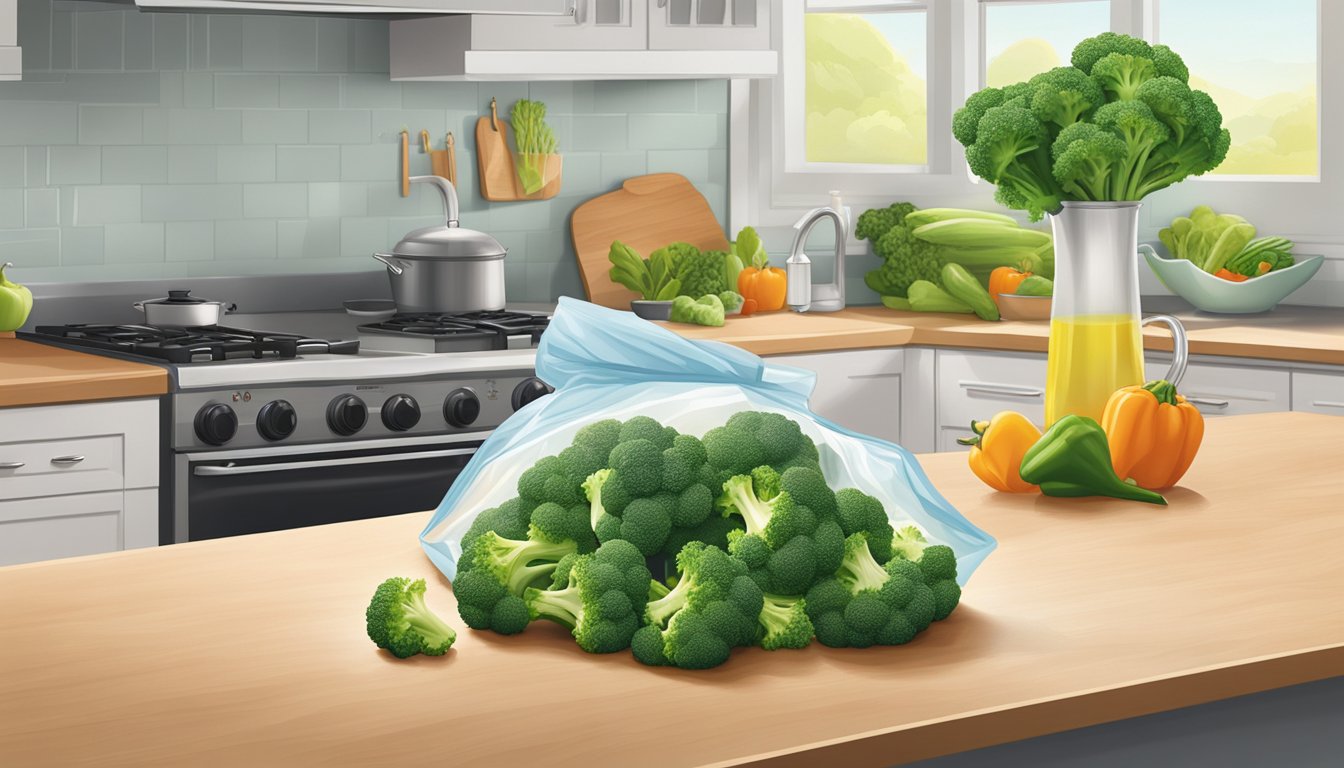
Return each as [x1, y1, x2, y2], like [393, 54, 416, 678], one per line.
[1214, 268, 1249, 282]
[1100, 379, 1204, 490]
[957, 411, 1041, 493]
[737, 250, 787, 311]
[987, 265, 1032, 308]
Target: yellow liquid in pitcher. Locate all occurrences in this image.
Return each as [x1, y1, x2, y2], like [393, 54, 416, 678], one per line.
[1045, 314, 1144, 427]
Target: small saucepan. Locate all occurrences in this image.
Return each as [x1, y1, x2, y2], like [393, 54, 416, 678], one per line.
[134, 290, 236, 326]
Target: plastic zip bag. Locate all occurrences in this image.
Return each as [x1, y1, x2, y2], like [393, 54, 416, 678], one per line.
[421, 297, 995, 584]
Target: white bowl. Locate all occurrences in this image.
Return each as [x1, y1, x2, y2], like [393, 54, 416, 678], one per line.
[1142, 247, 1324, 314]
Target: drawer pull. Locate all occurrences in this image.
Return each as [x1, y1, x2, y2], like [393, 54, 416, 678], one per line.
[50, 455, 86, 466]
[959, 380, 1044, 398]
[0, 461, 25, 470]
[1313, 400, 1344, 409]
[1187, 397, 1230, 409]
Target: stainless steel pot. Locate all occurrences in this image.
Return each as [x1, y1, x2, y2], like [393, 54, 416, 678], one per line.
[133, 290, 236, 326]
[373, 176, 507, 314]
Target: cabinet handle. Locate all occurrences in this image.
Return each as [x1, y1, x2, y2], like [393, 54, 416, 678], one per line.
[0, 461, 25, 470]
[1312, 400, 1344, 409]
[1187, 397, 1230, 409]
[51, 455, 86, 466]
[958, 380, 1044, 398]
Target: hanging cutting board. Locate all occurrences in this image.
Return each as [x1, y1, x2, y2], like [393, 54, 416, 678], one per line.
[475, 99, 515, 202]
[571, 173, 730, 310]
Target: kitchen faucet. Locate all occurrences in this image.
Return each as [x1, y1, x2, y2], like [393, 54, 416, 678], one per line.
[787, 204, 848, 313]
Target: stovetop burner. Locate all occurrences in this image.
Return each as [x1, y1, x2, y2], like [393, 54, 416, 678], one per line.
[359, 310, 549, 341]
[32, 324, 361, 364]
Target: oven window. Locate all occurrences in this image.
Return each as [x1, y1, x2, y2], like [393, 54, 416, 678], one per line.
[187, 443, 480, 541]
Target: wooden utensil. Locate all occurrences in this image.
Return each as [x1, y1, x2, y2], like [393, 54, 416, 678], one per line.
[446, 133, 457, 187]
[571, 173, 730, 309]
[428, 132, 455, 186]
[476, 98, 515, 201]
[399, 129, 410, 197]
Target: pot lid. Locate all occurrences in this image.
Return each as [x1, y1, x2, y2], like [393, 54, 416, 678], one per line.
[143, 290, 214, 305]
[390, 176, 506, 261]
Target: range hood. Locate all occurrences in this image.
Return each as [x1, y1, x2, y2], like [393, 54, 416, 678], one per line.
[134, 0, 574, 15]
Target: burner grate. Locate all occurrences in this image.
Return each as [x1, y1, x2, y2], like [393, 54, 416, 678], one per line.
[359, 310, 549, 345]
[32, 324, 360, 364]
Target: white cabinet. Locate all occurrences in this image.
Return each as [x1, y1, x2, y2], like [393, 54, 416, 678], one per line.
[136, 0, 570, 14]
[649, 0, 771, 50]
[765, 349, 904, 446]
[390, 0, 777, 80]
[1292, 371, 1344, 415]
[0, 399, 159, 567]
[0, 0, 20, 82]
[1144, 359, 1291, 416]
[935, 349, 1048, 452]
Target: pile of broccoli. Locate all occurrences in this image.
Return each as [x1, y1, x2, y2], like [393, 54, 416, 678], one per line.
[954, 32, 1231, 220]
[452, 412, 964, 670]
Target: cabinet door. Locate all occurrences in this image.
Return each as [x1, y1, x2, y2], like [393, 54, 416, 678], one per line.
[470, 0, 648, 50]
[1144, 360, 1290, 416]
[648, 0, 771, 50]
[936, 350, 1047, 452]
[0, 491, 126, 567]
[766, 349, 903, 445]
[1291, 371, 1344, 415]
[0, 0, 18, 81]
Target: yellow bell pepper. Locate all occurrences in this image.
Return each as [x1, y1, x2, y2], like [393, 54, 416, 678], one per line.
[958, 411, 1041, 493]
[1100, 379, 1204, 490]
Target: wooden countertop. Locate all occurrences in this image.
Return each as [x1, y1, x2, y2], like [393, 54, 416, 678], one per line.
[1, 412, 1340, 767]
[661, 303, 1344, 365]
[0, 338, 168, 407]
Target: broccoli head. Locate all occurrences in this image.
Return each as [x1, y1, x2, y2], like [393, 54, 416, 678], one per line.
[1070, 31, 1154, 76]
[523, 539, 654, 653]
[454, 529, 579, 635]
[718, 466, 845, 596]
[757, 593, 814, 651]
[804, 533, 936, 649]
[1092, 100, 1170, 199]
[834, 488, 895, 564]
[1028, 66, 1105, 131]
[366, 577, 457, 658]
[889, 526, 962, 621]
[854, 201, 917, 242]
[632, 542, 763, 670]
[702, 411, 821, 479]
[1051, 122, 1128, 201]
[952, 87, 1006, 146]
[965, 104, 1062, 221]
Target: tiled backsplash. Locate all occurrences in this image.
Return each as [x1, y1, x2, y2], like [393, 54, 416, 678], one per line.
[0, 0, 729, 303]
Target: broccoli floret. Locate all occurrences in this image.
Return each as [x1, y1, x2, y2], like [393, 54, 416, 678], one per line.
[1092, 100, 1170, 199]
[523, 539, 653, 653]
[517, 454, 584, 507]
[757, 593, 814, 651]
[835, 488, 895, 564]
[608, 437, 664, 497]
[1070, 31, 1153, 76]
[1091, 52, 1157, 103]
[1132, 88, 1230, 198]
[459, 497, 531, 554]
[658, 514, 745, 560]
[804, 533, 933, 649]
[619, 415, 678, 450]
[859, 210, 944, 298]
[662, 434, 708, 493]
[966, 105, 1062, 221]
[366, 577, 457, 658]
[1150, 44, 1188, 81]
[702, 411, 820, 478]
[951, 88, 1006, 147]
[890, 526, 962, 621]
[572, 418, 623, 462]
[854, 201, 917, 242]
[1051, 122, 1128, 200]
[718, 466, 845, 596]
[1028, 66, 1105, 132]
[454, 530, 578, 635]
[633, 542, 762, 670]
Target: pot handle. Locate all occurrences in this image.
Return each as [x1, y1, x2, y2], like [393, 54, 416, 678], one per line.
[372, 252, 404, 276]
[132, 301, 145, 312]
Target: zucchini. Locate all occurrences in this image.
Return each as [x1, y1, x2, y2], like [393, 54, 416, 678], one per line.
[881, 296, 913, 311]
[941, 263, 1000, 321]
[903, 208, 1017, 229]
[907, 281, 974, 314]
[1015, 275, 1054, 296]
[913, 219, 1052, 249]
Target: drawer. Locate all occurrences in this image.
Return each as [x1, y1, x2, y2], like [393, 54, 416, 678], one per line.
[768, 349, 904, 444]
[0, 434, 125, 501]
[1145, 361, 1290, 416]
[1292, 371, 1344, 415]
[0, 491, 125, 567]
[937, 350, 1047, 428]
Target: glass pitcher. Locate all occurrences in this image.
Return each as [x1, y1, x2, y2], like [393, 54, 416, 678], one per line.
[1045, 201, 1188, 426]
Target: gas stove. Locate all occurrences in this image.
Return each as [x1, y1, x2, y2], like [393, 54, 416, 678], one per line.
[358, 309, 550, 353]
[33, 324, 361, 363]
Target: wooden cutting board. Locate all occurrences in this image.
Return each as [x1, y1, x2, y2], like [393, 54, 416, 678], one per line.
[571, 173, 730, 309]
[475, 111, 515, 202]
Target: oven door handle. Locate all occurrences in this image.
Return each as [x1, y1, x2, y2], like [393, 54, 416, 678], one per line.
[193, 448, 476, 477]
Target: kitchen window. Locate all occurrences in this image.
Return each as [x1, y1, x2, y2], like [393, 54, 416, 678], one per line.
[981, 0, 1110, 88]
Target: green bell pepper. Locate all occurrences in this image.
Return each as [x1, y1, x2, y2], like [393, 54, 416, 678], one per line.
[1019, 415, 1168, 505]
[0, 262, 33, 332]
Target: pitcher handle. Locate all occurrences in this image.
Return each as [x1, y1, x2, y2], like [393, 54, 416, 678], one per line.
[1141, 314, 1188, 388]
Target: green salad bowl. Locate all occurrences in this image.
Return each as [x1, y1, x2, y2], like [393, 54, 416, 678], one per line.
[1141, 244, 1324, 314]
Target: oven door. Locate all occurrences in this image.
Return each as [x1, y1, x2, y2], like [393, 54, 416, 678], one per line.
[177, 438, 483, 542]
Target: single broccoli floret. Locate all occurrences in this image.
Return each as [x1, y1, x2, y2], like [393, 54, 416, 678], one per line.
[1027, 66, 1105, 135]
[618, 415, 678, 450]
[1132, 88, 1230, 199]
[517, 454, 584, 508]
[663, 434, 708, 494]
[1051, 122, 1128, 200]
[454, 530, 579, 635]
[965, 105, 1063, 221]
[608, 437, 664, 496]
[834, 488, 895, 564]
[1092, 100, 1169, 199]
[366, 577, 457, 658]
[702, 411, 821, 480]
[1149, 44, 1188, 81]
[757, 593, 814, 651]
[572, 418, 622, 461]
[804, 533, 933, 649]
[718, 466, 845, 596]
[459, 497, 531, 555]
[584, 468, 617, 533]
[951, 88, 1005, 147]
[633, 542, 763, 670]
[1070, 31, 1153, 76]
[1090, 52, 1157, 102]
[523, 539, 654, 653]
[889, 526, 962, 622]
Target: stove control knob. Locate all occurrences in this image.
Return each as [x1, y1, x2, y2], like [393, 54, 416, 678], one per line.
[256, 400, 297, 442]
[511, 377, 553, 411]
[327, 395, 367, 436]
[443, 388, 481, 427]
[195, 403, 238, 446]
[382, 394, 421, 432]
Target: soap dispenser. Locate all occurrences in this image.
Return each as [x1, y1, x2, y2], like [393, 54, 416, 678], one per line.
[786, 190, 850, 313]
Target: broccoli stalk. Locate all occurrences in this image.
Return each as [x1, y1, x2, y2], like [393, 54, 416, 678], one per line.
[522, 540, 653, 653]
[365, 577, 457, 658]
